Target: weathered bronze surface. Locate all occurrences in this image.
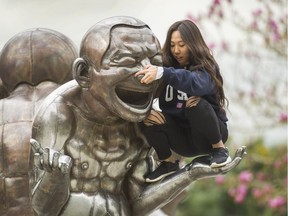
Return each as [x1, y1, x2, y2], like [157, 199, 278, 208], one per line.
[0, 28, 78, 216]
[29, 16, 246, 216]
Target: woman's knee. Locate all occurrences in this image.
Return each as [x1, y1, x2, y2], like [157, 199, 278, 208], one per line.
[143, 110, 166, 126]
[185, 98, 216, 122]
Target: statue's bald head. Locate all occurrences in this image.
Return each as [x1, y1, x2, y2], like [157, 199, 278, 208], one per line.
[80, 16, 150, 71]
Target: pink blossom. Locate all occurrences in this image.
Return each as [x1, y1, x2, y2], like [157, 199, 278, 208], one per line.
[208, 42, 216, 50]
[187, 13, 198, 23]
[215, 175, 225, 185]
[234, 184, 248, 203]
[213, 0, 221, 5]
[256, 172, 265, 181]
[235, 193, 245, 203]
[284, 154, 288, 163]
[279, 112, 288, 122]
[221, 41, 229, 51]
[228, 187, 236, 197]
[273, 159, 282, 169]
[239, 170, 253, 184]
[218, 10, 223, 18]
[208, 7, 215, 17]
[250, 21, 259, 31]
[263, 184, 272, 194]
[273, 31, 280, 42]
[268, 196, 286, 209]
[252, 188, 262, 198]
[268, 18, 278, 31]
[252, 9, 262, 17]
[268, 18, 280, 42]
[238, 184, 248, 195]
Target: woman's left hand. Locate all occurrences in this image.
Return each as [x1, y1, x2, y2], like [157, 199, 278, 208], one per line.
[186, 96, 201, 108]
[135, 65, 158, 84]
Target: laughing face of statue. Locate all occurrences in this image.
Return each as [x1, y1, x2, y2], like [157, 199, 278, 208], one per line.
[73, 17, 162, 122]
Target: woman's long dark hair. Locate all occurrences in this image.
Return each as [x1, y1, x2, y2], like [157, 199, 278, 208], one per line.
[162, 19, 228, 109]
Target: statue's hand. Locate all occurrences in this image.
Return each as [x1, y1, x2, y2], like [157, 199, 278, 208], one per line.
[30, 139, 72, 174]
[187, 146, 247, 180]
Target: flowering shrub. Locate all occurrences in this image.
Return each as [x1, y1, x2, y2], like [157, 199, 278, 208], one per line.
[226, 140, 287, 215]
[176, 140, 287, 216]
[188, 0, 287, 58]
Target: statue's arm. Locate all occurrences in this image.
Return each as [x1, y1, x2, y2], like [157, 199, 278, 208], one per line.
[30, 102, 74, 216]
[130, 146, 246, 216]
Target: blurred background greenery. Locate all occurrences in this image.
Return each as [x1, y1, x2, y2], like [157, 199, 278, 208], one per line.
[175, 140, 287, 216]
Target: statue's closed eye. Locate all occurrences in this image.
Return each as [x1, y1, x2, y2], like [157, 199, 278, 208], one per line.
[110, 56, 137, 67]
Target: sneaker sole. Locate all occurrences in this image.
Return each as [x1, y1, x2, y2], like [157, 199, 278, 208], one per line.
[210, 156, 232, 168]
[145, 170, 177, 183]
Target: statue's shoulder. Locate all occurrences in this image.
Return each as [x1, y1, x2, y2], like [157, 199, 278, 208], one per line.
[33, 80, 80, 127]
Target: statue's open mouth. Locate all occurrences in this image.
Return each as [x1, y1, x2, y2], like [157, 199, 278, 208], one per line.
[109, 79, 155, 121]
[115, 86, 151, 109]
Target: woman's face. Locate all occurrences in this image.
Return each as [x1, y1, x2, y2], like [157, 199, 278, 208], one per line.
[170, 30, 190, 67]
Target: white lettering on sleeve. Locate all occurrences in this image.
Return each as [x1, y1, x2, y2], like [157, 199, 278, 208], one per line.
[177, 90, 188, 100]
[165, 85, 173, 102]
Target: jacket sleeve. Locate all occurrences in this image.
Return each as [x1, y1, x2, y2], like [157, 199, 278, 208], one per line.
[162, 67, 215, 96]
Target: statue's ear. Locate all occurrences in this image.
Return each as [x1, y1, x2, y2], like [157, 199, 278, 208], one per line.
[73, 58, 90, 88]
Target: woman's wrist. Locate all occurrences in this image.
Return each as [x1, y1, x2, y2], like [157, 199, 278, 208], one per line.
[156, 66, 164, 80]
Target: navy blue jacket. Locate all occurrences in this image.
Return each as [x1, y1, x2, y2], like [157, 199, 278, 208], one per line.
[158, 67, 228, 123]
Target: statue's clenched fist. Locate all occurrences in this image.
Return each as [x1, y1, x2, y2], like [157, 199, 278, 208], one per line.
[30, 139, 72, 174]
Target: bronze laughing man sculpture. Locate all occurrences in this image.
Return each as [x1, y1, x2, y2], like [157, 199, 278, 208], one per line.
[29, 16, 246, 216]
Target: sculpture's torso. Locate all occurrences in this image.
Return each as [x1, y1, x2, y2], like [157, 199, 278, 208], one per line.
[67, 120, 140, 194]
[63, 117, 142, 216]
[0, 82, 60, 216]
[33, 83, 147, 216]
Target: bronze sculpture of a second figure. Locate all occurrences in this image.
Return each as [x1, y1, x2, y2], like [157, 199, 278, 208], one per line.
[0, 28, 78, 216]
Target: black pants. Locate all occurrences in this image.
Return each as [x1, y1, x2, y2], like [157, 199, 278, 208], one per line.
[142, 99, 228, 160]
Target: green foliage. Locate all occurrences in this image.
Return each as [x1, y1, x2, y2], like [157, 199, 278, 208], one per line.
[176, 140, 287, 216]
